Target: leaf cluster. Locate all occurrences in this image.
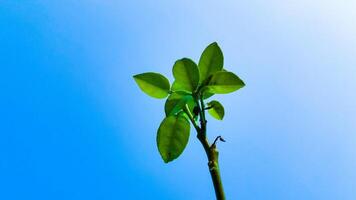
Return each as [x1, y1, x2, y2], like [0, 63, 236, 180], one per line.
[133, 42, 245, 163]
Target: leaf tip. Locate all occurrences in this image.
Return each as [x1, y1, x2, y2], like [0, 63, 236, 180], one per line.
[162, 153, 173, 163]
[210, 41, 217, 45]
[241, 79, 246, 87]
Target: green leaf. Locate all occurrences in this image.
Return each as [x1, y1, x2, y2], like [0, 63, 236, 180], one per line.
[172, 58, 200, 92]
[171, 81, 192, 94]
[203, 91, 214, 99]
[207, 100, 225, 120]
[206, 71, 245, 94]
[165, 93, 195, 116]
[199, 74, 214, 99]
[157, 115, 190, 163]
[198, 42, 223, 83]
[133, 72, 170, 99]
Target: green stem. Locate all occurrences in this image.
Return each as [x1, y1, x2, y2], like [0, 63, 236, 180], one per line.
[183, 104, 200, 132]
[195, 95, 226, 200]
[208, 144, 225, 200]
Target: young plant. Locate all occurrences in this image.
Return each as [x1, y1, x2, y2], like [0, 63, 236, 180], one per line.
[133, 42, 245, 200]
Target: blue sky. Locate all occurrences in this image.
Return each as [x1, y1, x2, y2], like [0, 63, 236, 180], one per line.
[1, 1, 355, 199]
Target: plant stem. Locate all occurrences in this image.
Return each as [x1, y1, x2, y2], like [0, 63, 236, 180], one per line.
[194, 95, 226, 200]
[183, 104, 200, 132]
[207, 144, 225, 200]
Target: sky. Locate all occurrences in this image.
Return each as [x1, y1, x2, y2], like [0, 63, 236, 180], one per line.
[0, 1, 355, 199]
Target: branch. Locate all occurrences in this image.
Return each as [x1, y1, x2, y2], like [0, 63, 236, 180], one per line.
[183, 104, 200, 132]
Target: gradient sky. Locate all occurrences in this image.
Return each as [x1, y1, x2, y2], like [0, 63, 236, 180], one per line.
[1, 1, 356, 199]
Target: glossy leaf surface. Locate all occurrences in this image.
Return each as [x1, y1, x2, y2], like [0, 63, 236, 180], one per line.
[165, 93, 195, 116]
[206, 71, 245, 94]
[157, 115, 190, 163]
[173, 58, 200, 92]
[133, 72, 170, 99]
[198, 42, 223, 83]
[207, 100, 225, 120]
